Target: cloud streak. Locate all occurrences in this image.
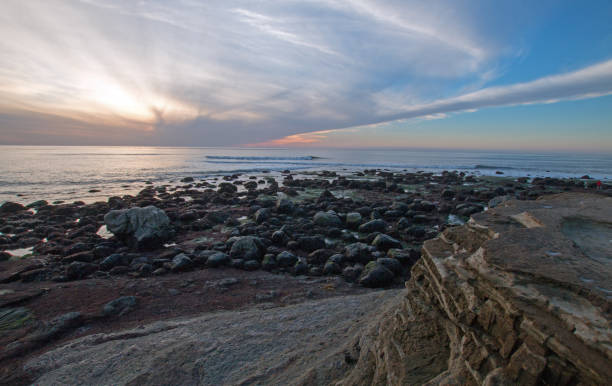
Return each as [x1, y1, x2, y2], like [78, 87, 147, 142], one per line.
[382, 59, 612, 122]
[0, 0, 610, 148]
[254, 59, 612, 146]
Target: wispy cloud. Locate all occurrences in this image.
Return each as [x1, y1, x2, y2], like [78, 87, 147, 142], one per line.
[0, 0, 610, 147]
[257, 59, 612, 146]
[233, 8, 340, 56]
[380, 59, 612, 122]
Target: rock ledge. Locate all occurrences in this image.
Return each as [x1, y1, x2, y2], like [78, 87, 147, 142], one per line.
[340, 193, 612, 385]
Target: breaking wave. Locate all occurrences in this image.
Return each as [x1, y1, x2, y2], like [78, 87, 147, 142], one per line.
[474, 164, 518, 170]
[206, 155, 321, 161]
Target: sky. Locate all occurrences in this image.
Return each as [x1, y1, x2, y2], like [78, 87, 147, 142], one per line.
[0, 0, 611, 151]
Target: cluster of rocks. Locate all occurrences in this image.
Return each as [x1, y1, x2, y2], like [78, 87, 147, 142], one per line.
[98, 204, 421, 288]
[18, 193, 611, 385]
[1, 170, 609, 288]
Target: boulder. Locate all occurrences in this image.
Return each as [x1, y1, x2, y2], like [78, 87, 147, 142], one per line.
[26, 200, 48, 208]
[358, 219, 386, 233]
[323, 261, 341, 275]
[104, 206, 172, 249]
[307, 249, 334, 265]
[276, 197, 294, 214]
[254, 208, 271, 224]
[343, 242, 373, 264]
[271, 230, 289, 245]
[0, 201, 26, 214]
[328, 254, 345, 265]
[206, 252, 230, 268]
[359, 262, 394, 288]
[313, 211, 342, 227]
[396, 217, 410, 229]
[296, 236, 326, 252]
[376, 257, 402, 275]
[229, 236, 266, 261]
[345, 212, 362, 229]
[171, 253, 193, 272]
[276, 251, 298, 267]
[372, 234, 402, 251]
[293, 260, 309, 275]
[218, 183, 237, 194]
[65, 262, 97, 280]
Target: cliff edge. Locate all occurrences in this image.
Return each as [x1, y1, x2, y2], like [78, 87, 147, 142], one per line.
[338, 192, 611, 385]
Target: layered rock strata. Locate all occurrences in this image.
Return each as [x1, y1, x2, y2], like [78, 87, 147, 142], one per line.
[340, 193, 612, 385]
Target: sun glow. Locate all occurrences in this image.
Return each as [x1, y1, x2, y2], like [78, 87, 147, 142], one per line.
[86, 79, 152, 121]
[66, 75, 200, 129]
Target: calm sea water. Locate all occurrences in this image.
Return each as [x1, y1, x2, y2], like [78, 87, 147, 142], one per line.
[1, 146, 610, 205]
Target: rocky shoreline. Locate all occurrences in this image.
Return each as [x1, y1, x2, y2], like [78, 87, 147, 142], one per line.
[0, 169, 610, 384]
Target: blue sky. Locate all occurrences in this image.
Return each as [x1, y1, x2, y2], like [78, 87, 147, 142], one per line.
[0, 0, 611, 150]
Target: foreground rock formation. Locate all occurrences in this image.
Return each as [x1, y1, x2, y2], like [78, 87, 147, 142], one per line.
[25, 291, 403, 385]
[340, 192, 612, 385]
[24, 193, 612, 385]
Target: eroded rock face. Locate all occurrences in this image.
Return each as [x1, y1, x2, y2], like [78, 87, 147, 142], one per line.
[104, 206, 172, 249]
[338, 193, 612, 385]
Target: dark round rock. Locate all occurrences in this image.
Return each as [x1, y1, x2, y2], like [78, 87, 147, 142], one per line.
[359, 263, 394, 288]
[293, 260, 309, 275]
[271, 230, 289, 245]
[372, 234, 402, 251]
[65, 261, 98, 280]
[276, 251, 298, 267]
[323, 261, 341, 275]
[171, 253, 193, 272]
[376, 257, 402, 274]
[358, 219, 387, 233]
[0, 202, 26, 214]
[207, 252, 230, 268]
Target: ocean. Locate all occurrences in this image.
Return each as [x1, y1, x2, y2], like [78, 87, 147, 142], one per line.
[1, 146, 610, 205]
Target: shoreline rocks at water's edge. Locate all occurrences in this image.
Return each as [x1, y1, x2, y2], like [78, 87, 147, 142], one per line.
[0, 170, 610, 288]
[1, 169, 611, 384]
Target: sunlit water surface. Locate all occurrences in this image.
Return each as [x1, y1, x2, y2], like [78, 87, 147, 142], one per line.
[1, 146, 610, 205]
